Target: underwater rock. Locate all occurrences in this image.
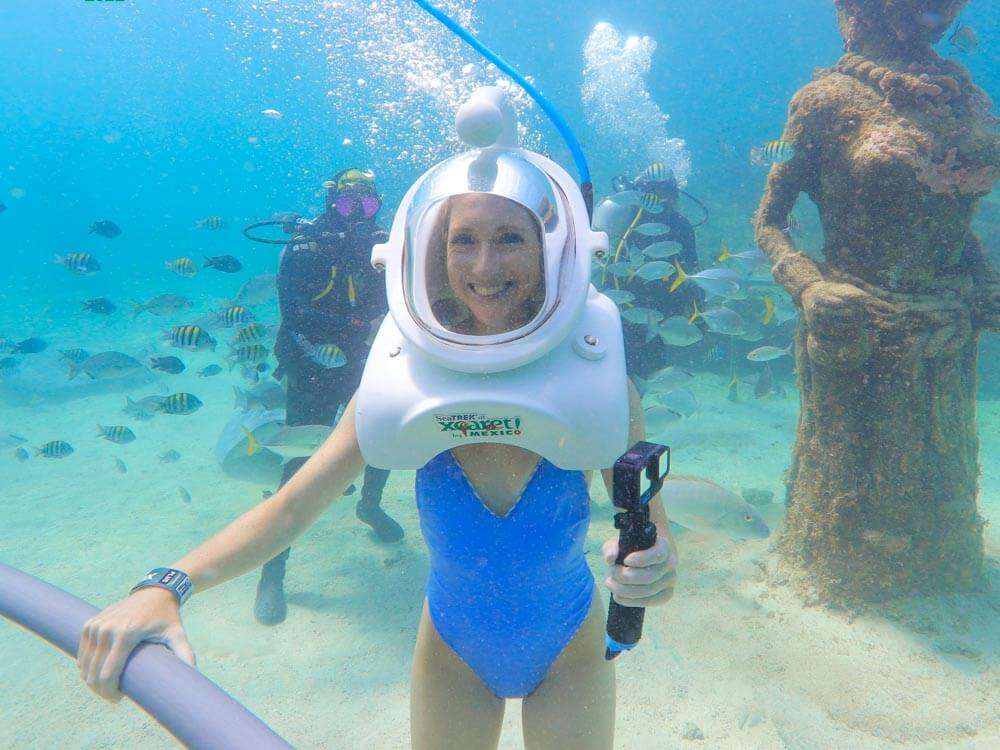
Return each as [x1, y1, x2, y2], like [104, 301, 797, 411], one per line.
[681, 722, 704, 741]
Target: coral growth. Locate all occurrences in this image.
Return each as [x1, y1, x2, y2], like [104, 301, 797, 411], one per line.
[912, 148, 999, 196]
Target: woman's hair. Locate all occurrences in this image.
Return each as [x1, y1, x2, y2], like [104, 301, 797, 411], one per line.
[424, 194, 546, 332]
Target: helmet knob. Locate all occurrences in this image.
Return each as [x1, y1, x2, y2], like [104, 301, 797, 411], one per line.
[456, 86, 518, 149]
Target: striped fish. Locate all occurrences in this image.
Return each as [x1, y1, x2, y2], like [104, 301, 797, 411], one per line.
[750, 140, 795, 166]
[154, 392, 203, 415]
[232, 323, 270, 345]
[293, 332, 347, 369]
[98, 424, 136, 444]
[228, 344, 269, 368]
[168, 325, 216, 351]
[165, 257, 198, 277]
[54, 252, 101, 275]
[218, 305, 254, 327]
[36, 440, 74, 458]
[196, 215, 227, 230]
[639, 192, 664, 214]
[639, 162, 670, 183]
[58, 348, 92, 365]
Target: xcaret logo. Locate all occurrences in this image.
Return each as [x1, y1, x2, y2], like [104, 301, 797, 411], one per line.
[435, 413, 523, 439]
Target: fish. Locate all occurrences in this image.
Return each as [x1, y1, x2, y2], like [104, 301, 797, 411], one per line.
[311, 265, 339, 302]
[293, 333, 346, 369]
[233, 383, 286, 412]
[178, 487, 192, 503]
[603, 261, 635, 278]
[642, 241, 681, 260]
[167, 325, 216, 352]
[632, 223, 670, 237]
[1, 433, 28, 448]
[690, 303, 747, 336]
[347, 274, 357, 307]
[670, 261, 742, 298]
[159, 449, 181, 463]
[639, 162, 671, 183]
[750, 140, 795, 166]
[149, 355, 186, 374]
[740, 326, 765, 343]
[242, 423, 332, 461]
[603, 289, 635, 306]
[81, 298, 117, 315]
[651, 387, 698, 417]
[949, 24, 979, 54]
[36, 440, 74, 459]
[130, 294, 193, 318]
[232, 323, 273, 345]
[231, 274, 277, 306]
[58, 348, 91, 365]
[239, 363, 261, 384]
[14, 446, 29, 462]
[195, 215, 228, 230]
[644, 366, 695, 393]
[261, 108, 283, 120]
[114, 457, 128, 474]
[656, 315, 703, 346]
[89, 220, 121, 239]
[754, 363, 774, 399]
[762, 295, 776, 326]
[204, 255, 243, 273]
[638, 192, 664, 214]
[0, 357, 19, 376]
[165, 257, 198, 277]
[218, 306, 254, 327]
[634, 260, 675, 283]
[55, 252, 101, 275]
[661, 476, 770, 540]
[747, 343, 792, 362]
[643, 405, 683, 435]
[98, 424, 136, 444]
[153, 392, 203, 415]
[68, 351, 144, 380]
[123, 395, 165, 420]
[228, 344, 269, 370]
[198, 364, 223, 377]
[619, 306, 664, 326]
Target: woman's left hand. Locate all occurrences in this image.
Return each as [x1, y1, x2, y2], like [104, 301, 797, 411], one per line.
[602, 535, 677, 608]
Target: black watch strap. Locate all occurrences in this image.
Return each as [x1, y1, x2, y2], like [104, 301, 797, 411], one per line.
[130, 567, 193, 606]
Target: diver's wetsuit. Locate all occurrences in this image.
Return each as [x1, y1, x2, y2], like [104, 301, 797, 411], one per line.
[616, 207, 705, 381]
[255, 210, 401, 624]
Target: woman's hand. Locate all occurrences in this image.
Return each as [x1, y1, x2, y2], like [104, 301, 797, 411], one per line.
[77, 587, 196, 703]
[602, 535, 677, 608]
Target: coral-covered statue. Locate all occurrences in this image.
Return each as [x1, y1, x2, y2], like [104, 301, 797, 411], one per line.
[754, 0, 999, 601]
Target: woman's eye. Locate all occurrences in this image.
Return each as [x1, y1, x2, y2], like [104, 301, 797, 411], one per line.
[498, 232, 524, 245]
[450, 233, 475, 246]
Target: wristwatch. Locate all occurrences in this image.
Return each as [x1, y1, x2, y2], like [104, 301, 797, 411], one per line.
[130, 568, 193, 606]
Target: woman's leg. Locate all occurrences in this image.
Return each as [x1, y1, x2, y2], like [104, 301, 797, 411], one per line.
[411, 601, 506, 750]
[521, 588, 615, 750]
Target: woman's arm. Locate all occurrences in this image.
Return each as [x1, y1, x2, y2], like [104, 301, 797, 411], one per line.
[170, 393, 366, 594]
[77, 394, 366, 701]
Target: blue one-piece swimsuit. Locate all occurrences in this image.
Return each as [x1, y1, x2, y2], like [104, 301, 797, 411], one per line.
[415, 449, 594, 698]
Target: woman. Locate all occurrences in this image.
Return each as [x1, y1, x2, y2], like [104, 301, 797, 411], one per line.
[77, 91, 677, 750]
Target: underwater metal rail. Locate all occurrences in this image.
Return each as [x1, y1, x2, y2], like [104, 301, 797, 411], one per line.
[0, 562, 293, 750]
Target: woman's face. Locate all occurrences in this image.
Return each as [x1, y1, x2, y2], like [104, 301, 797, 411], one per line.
[444, 194, 544, 335]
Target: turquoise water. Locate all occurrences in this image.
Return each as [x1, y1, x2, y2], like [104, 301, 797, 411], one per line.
[1, 1, 997, 748]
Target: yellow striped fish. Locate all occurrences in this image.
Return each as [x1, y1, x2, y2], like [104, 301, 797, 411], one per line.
[639, 162, 670, 183]
[154, 392, 203, 415]
[762, 295, 775, 326]
[219, 305, 253, 326]
[97, 425, 136, 444]
[639, 192, 664, 214]
[233, 323, 269, 344]
[347, 274, 357, 307]
[165, 257, 198, 277]
[196, 215, 227, 230]
[750, 140, 795, 166]
[311, 265, 338, 303]
[54, 252, 101, 275]
[168, 325, 216, 351]
[36, 440, 74, 458]
[228, 344, 269, 370]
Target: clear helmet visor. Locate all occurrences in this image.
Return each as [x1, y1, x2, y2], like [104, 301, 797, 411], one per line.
[403, 149, 575, 344]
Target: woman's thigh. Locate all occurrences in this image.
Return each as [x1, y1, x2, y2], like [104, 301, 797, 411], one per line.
[521, 587, 615, 750]
[410, 601, 506, 750]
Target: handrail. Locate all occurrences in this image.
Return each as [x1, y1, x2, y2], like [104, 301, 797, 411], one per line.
[0, 562, 293, 750]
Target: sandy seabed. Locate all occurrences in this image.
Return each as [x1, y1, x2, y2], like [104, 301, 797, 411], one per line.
[1, 368, 997, 749]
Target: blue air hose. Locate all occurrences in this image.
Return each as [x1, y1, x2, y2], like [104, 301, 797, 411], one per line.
[411, 0, 594, 215]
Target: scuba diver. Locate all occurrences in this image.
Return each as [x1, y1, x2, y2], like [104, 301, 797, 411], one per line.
[76, 87, 677, 750]
[592, 164, 707, 382]
[254, 167, 404, 626]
